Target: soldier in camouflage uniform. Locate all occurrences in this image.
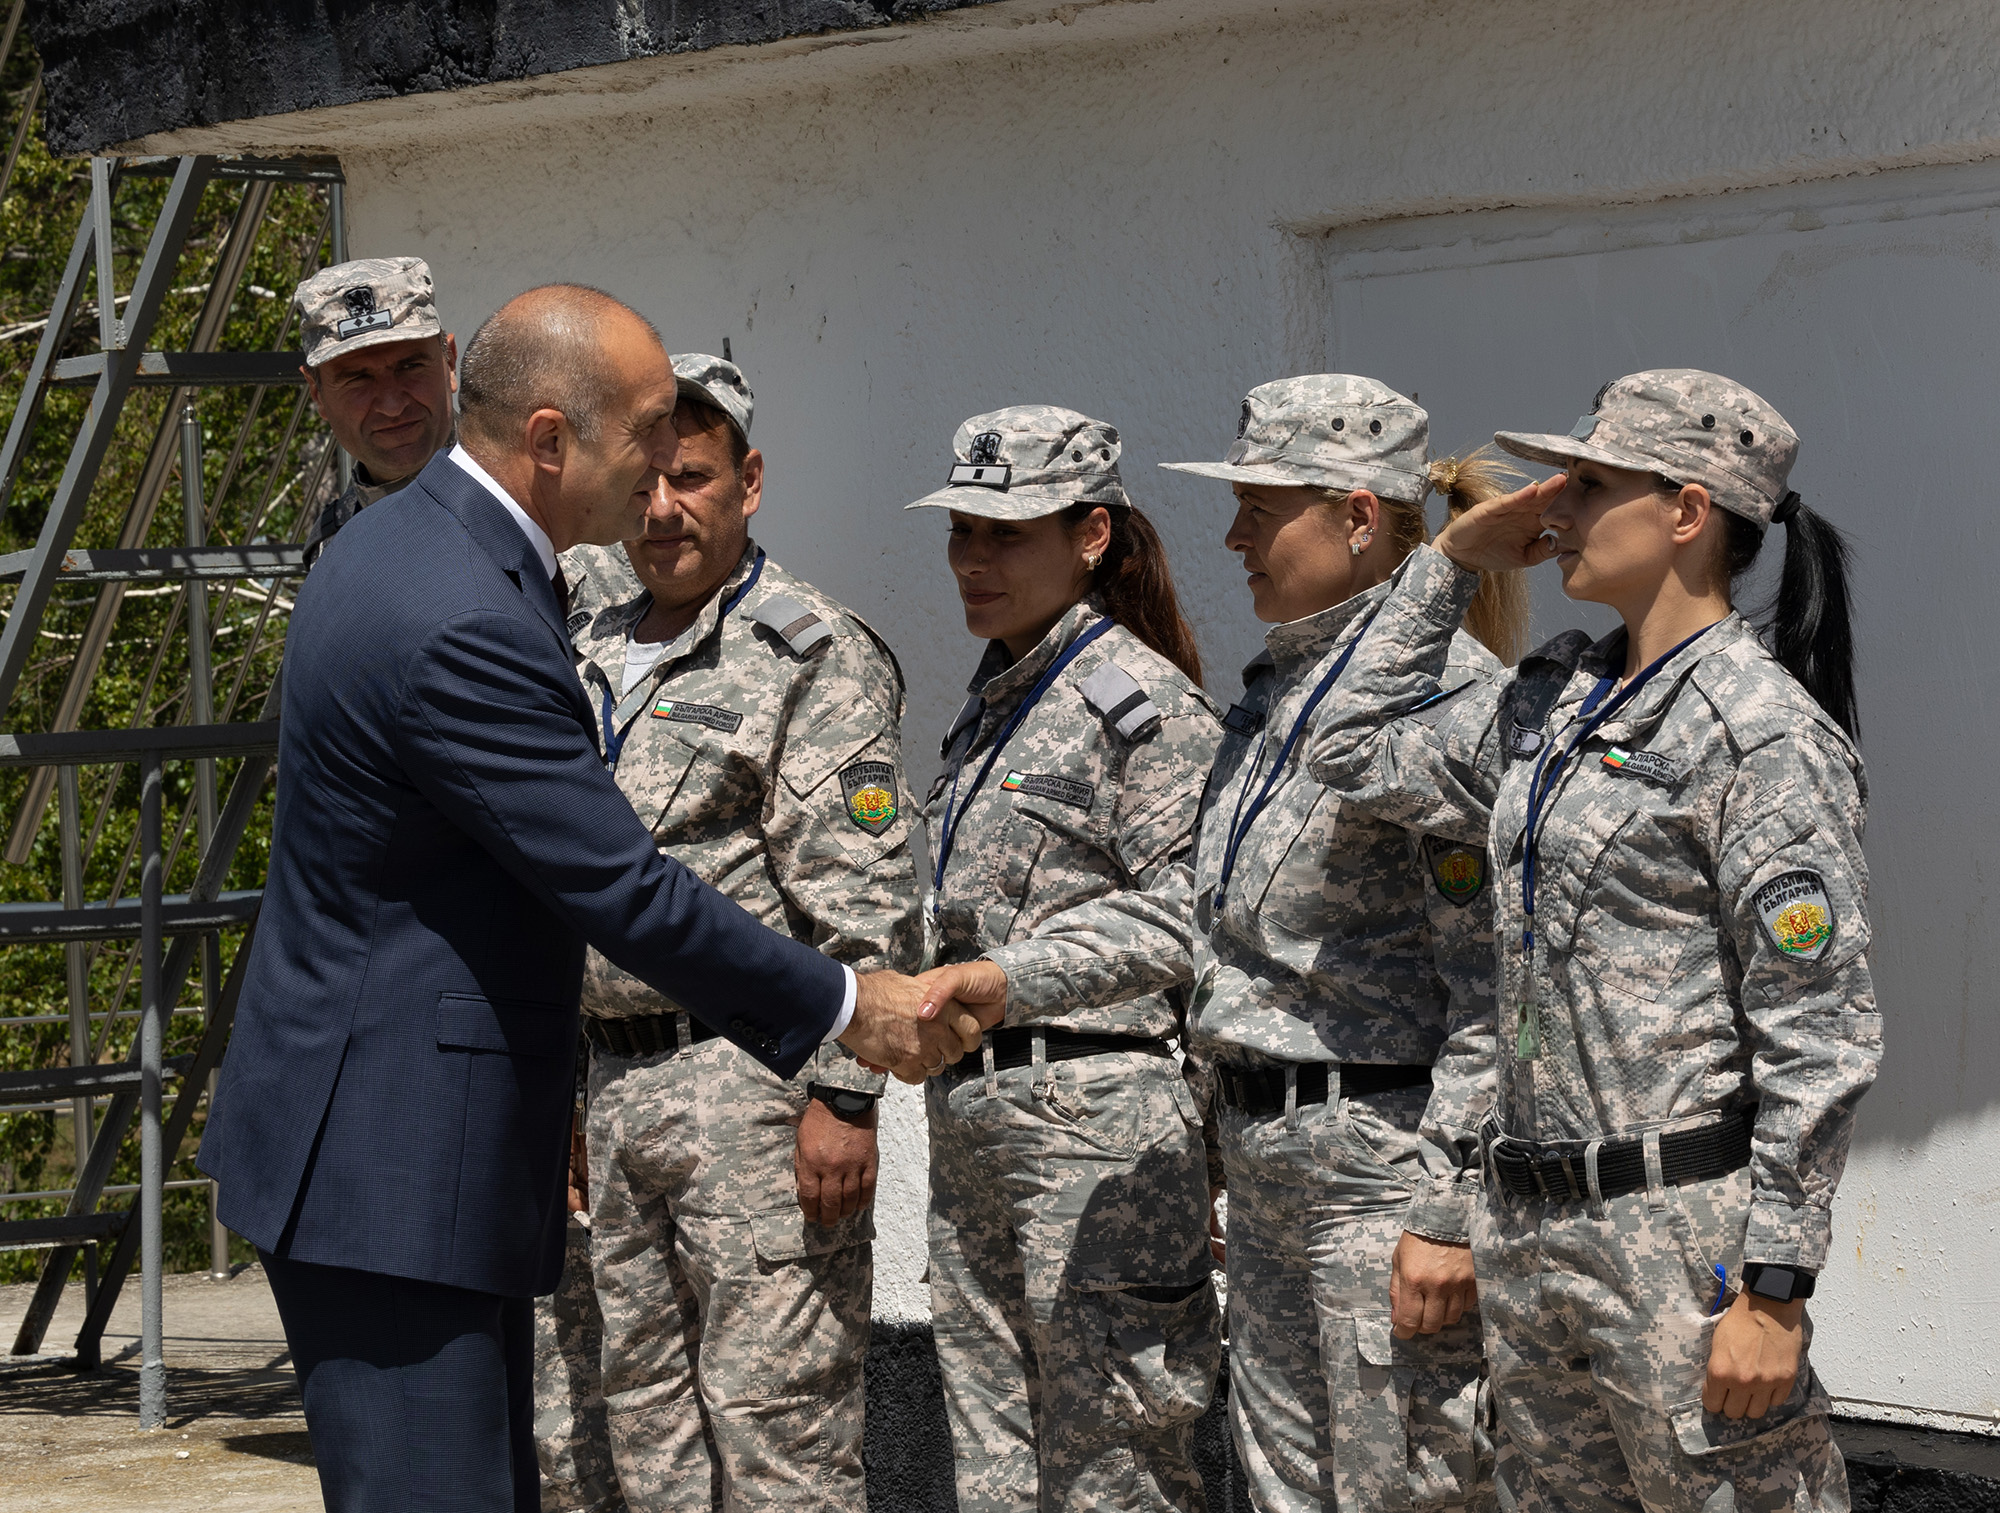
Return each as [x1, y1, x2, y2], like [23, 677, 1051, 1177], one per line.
[291, 256, 457, 566]
[909, 407, 1223, 1512]
[531, 355, 921, 1511]
[1306, 371, 1879, 1513]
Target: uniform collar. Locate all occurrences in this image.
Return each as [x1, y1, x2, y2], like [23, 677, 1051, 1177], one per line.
[1259, 574, 1395, 676]
[1566, 611, 1753, 737]
[575, 539, 763, 691]
[972, 597, 1106, 709]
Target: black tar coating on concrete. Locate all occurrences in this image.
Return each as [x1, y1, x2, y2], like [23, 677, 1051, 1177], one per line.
[26, 0, 1011, 156]
[866, 1324, 2000, 1513]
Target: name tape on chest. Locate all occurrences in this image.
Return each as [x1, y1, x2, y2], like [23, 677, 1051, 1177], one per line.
[1424, 837, 1487, 906]
[650, 697, 743, 734]
[753, 593, 833, 656]
[1753, 869, 1835, 962]
[840, 759, 899, 835]
[1601, 745, 1682, 785]
[1077, 661, 1161, 740]
[999, 770, 1095, 809]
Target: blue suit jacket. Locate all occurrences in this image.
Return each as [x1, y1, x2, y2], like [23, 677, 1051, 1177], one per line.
[201, 452, 846, 1297]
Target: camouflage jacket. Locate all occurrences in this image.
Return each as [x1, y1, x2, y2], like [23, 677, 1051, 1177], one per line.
[563, 541, 922, 1093]
[929, 598, 1221, 1040]
[301, 461, 414, 569]
[1306, 544, 1882, 1271]
[1189, 578, 1501, 1241]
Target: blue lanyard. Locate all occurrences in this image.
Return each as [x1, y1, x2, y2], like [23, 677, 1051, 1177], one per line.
[931, 616, 1115, 904]
[1212, 612, 1377, 908]
[1514, 620, 1718, 1059]
[599, 552, 765, 772]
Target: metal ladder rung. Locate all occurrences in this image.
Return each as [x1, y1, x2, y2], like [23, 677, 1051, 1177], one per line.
[50, 351, 306, 386]
[0, 1213, 127, 1250]
[0, 545, 306, 584]
[0, 1055, 192, 1105]
[0, 889, 261, 942]
[0, 722, 280, 765]
[121, 154, 343, 185]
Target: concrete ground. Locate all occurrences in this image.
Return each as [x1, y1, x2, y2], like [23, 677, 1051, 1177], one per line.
[0, 1264, 318, 1511]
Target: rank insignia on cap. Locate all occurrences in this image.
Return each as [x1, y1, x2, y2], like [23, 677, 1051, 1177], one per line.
[334, 285, 393, 340]
[1752, 869, 1834, 961]
[840, 760, 899, 834]
[1425, 838, 1486, 906]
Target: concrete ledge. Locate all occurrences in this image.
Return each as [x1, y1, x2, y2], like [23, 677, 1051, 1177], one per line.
[23, 0, 1010, 156]
[1839, 1420, 2000, 1513]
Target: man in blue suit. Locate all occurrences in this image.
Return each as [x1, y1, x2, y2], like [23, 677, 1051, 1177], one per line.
[201, 285, 998, 1511]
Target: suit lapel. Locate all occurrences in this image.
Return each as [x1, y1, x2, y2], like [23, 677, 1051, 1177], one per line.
[412, 452, 571, 646]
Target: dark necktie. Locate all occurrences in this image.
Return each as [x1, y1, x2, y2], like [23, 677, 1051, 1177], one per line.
[552, 564, 571, 622]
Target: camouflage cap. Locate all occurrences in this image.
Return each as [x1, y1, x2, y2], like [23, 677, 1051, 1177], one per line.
[294, 256, 442, 368]
[670, 352, 754, 444]
[1495, 369, 1798, 526]
[904, 405, 1131, 521]
[1160, 374, 1431, 503]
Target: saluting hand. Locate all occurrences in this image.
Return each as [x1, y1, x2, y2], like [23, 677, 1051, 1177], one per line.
[1433, 473, 1568, 574]
[1389, 1230, 1478, 1339]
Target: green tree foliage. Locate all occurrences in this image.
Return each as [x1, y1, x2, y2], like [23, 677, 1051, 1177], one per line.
[0, 44, 337, 1286]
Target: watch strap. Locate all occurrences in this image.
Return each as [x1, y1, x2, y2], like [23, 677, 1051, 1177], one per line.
[807, 1082, 879, 1122]
[1742, 1262, 1816, 1301]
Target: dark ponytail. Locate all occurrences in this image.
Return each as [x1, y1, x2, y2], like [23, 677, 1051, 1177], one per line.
[1720, 493, 1859, 738]
[1060, 503, 1204, 686]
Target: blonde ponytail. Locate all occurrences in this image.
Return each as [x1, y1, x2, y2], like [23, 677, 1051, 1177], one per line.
[1426, 448, 1530, 664]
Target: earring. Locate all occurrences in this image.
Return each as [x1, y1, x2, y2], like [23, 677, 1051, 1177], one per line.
[1085, 552, 1102, 570]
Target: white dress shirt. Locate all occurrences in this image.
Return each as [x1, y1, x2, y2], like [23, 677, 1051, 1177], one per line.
[442, 446, 857, 1045]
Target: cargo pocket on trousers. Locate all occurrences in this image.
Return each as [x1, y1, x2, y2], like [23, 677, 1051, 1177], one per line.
[1070, 1272, 1222, 1431]
[1666, 1372, 1840, 1500]
[748, 1205, 874, 1266]
[1353, 1314, 1492, 1512]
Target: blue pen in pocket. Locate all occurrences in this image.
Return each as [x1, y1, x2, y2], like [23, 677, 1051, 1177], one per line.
[1709, 1264, 1728, 1315]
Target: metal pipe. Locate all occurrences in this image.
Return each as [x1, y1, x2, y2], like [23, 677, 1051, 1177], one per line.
[58, 766, 90, 1183]
[180, 400, 227, 1279]
[330, 181, 351, 498]
[137, 749, 163, 1428]
[89, 158, 120, 351]
[0, 69, 42, 210]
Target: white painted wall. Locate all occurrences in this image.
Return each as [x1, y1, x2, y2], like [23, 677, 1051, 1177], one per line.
[141, 0, 2000, 1428]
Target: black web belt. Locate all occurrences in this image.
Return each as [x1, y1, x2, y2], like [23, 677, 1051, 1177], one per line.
[1486, 1106, 1755, 1204]
[941, 1027, 1172, 1082]
[1215, 1061, 1432, 1116]
[584, 1011, 722, 1060]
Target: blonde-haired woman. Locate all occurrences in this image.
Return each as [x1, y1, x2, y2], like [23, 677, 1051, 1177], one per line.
[954, 376, 1527, 1512]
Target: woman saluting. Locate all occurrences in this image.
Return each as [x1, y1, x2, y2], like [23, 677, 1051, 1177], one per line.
[1307, 371, 1880, 1513]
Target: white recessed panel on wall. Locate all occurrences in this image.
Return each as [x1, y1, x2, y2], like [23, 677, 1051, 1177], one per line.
[1315, 160, 2000, 1431]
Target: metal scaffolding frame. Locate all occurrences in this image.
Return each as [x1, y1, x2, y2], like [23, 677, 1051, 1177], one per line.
[0, 148, 344, 1428]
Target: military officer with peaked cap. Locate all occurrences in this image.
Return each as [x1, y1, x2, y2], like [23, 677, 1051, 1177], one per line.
[531, 353, 920, 1512]
[292, 255, 457, 566]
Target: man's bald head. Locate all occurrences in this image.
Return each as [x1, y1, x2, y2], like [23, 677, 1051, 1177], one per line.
[455, 284, 682, 553]
[457, 284, 664, 448]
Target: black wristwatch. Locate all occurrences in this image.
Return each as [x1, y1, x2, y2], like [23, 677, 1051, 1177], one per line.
[807, 1083, 879, 1124]
[1741, 1263, 1816, 1302]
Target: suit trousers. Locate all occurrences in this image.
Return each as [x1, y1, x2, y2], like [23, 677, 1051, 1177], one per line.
[261, 1249, 539, 1512]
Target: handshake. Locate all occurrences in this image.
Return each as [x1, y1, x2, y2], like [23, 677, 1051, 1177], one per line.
[837, 959, 1012, 1083]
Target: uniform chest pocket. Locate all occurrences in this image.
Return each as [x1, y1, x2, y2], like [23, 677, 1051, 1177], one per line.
[635, 719, 762, 834]
[997, 790, 1118, 918]
[1540, 800, 1709, 1002]
[1248, 780, 1339, 939]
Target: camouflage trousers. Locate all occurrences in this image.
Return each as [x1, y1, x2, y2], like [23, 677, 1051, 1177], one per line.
[1220, 1078, 1493, 1513]
[1472, 1163, 1849, 1513]
[926, 1040, 1221, 1513]
[535, 1217, 630, 1511]
[535, 1037, 874, 1511]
